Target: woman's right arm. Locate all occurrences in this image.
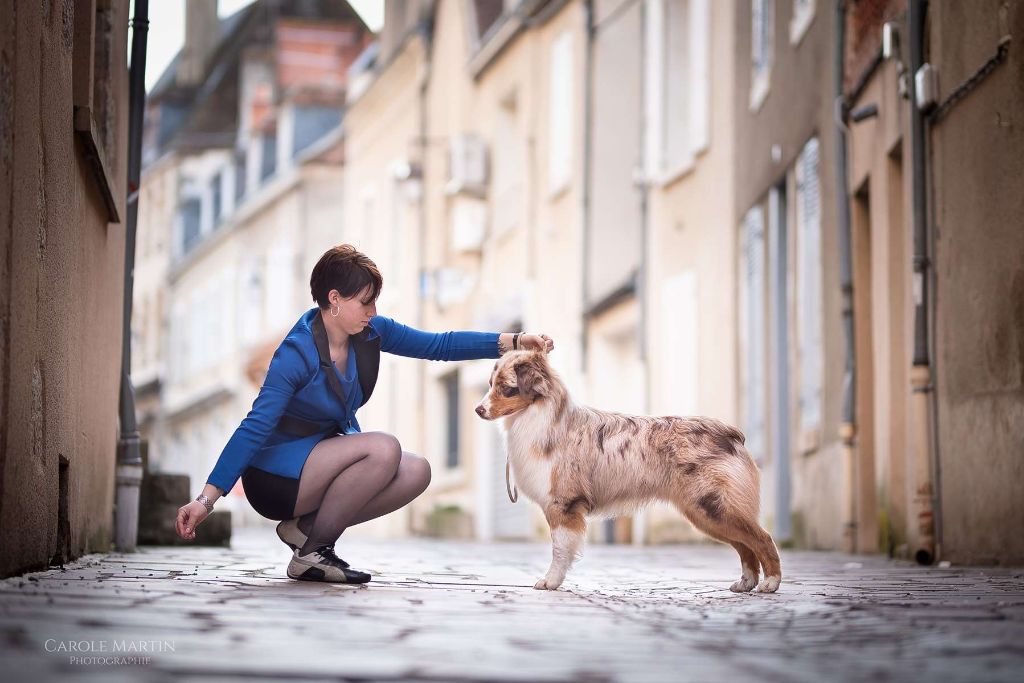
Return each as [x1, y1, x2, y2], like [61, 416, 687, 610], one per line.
[175, 337, 311, 540]
[205, 338, 312, 494]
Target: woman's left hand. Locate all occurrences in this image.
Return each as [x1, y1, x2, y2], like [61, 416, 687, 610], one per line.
[520, 333, 555, 353]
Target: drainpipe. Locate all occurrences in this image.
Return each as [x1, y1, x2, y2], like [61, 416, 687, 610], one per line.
[908, 0, 938, 565]
[580, 0, 595, 372]
[633, 0, 651, 547]
[115, 0, 150, 552]
[833, 0, 857, 554]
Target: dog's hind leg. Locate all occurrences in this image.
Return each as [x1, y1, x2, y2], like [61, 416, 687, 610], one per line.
[536, 503, 587, 590]
[737, 519, 782, 593]
[691, 510, 782, 593]
[681, 511, 760, 592]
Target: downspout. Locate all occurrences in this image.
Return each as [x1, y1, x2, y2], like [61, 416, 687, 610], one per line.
[833, 0, 858, 554]
[637, 0, 650, 413]
[116, 0, 150, 552]
[908, 0, 938, 565]
[633, 0, 651, 547]
[580, 0, 595, 372]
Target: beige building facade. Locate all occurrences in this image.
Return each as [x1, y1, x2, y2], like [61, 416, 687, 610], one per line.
[843, 0, 1024, 564]
[344, 0, 743, 546]
[1, 0, 131, 576]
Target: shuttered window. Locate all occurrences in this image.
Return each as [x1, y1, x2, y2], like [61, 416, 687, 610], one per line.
[740, 206, 768, 464]
[752, 0, 773, 75]
[661, 271, 698, 415]
[548, 31, 573, 194]
[644, 0, 710, 178]
[795, 137, 823, 435]
[688, 0, 710, 153]
[750, 0, 774, 109]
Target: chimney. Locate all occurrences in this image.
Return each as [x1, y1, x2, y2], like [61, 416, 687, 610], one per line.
[177, 0, 219, 87]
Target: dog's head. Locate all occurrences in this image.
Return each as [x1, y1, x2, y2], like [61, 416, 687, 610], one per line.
[474, 350, 552, 421]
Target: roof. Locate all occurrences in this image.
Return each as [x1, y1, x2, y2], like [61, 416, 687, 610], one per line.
[148, 4, 253, 99]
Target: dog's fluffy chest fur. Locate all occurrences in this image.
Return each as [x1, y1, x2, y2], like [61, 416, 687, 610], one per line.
[503, 403, 556, 507]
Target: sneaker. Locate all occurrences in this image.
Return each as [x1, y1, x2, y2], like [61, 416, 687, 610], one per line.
[276, 520, 349, 568]
[286, 544, 370, 583]
[275, 518, 308, 552]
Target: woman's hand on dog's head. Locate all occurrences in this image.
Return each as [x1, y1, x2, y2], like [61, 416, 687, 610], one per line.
[519, 333, 554, 353]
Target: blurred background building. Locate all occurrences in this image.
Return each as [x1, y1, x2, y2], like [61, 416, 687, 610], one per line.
[115, 0, 1024, 567]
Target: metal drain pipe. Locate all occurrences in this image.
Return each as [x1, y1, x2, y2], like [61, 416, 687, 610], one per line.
[908, 0, 938, 565]
[115, 0, 150, 552]
[833, 0, 858, 553]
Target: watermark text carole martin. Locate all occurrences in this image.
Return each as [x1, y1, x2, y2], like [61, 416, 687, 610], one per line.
[45, 639, 174, 665]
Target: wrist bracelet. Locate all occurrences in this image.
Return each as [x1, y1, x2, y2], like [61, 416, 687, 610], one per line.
[513, 333, 521, 350]
[196, 494, 214, 513]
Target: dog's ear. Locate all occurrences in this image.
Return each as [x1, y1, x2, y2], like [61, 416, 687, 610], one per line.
[514, 355, 548, 399]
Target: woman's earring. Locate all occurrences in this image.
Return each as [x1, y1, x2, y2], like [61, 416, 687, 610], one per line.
[331, 305, 341, 317]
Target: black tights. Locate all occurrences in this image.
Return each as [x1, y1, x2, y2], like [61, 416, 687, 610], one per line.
[293, 432, 431, 556]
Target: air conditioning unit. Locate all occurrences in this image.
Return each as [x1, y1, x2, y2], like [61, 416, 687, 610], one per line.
[445, 134, 488, 197]
[450, 196, 487, 253]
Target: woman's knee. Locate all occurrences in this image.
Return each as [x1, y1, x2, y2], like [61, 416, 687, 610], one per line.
[364, 431, 402, 475]
[404, 452, 432, 491]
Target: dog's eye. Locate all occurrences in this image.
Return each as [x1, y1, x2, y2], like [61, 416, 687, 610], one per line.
[501, 385, 520, 397]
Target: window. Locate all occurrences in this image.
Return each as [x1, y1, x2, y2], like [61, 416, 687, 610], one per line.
[645, 0, 710, 180]
[72, 0, 120, 221]
[264, 238, 295, 331]
[260, 131, 277, 182]
[740, 205, 767, 464]
[492, 91, 524, 237]
[234, 152, 247, 204]
[444, 371, 460, 469]
[210, 172, 223, 226]
[238, 256, 264, 346]
[661, 271, 698, 415]
[795, 137, 823, 438]
[179, 197, 202, 255]
[750, 0, 774, 110]
[548, 31, 573, 195]
[292, 106, 342, 158]
[790, 0, 815, 45]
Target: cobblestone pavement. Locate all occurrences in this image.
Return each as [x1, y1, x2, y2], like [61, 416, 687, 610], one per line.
[1, 525, 1022, 683]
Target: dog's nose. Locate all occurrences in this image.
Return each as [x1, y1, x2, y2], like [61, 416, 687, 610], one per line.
[475, 405, 486, 417]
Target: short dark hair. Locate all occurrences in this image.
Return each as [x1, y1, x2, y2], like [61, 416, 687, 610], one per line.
[309, 244, 383, 309]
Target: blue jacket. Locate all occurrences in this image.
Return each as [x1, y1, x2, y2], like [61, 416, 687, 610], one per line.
[205, 307, 501, 494]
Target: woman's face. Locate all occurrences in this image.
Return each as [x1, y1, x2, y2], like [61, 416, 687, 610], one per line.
[328, 285, 377, 336]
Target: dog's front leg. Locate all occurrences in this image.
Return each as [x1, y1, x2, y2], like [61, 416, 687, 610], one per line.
[536, 506, 586, 590]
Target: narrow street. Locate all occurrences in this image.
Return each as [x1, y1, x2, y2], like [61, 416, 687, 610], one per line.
[1, 526, 1022, 682]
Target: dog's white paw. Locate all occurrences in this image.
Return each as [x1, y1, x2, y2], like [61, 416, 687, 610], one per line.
[730, 574, 758, 593]
[533, 577, 562, 590]
[757, 575, 781, 593]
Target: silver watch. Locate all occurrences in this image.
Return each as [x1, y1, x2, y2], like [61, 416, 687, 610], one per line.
[196, 494, 214, 513]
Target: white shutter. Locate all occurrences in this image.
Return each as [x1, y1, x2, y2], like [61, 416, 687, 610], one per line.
[689, 0, 710, 154]
[548, 31, 573, 193]
[265, 238, 295, 331]
[661, 271, 699, 415]
[741, 206, 767, 464]
[643, 0, 665, 179]
[796, 137, 823, 434]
